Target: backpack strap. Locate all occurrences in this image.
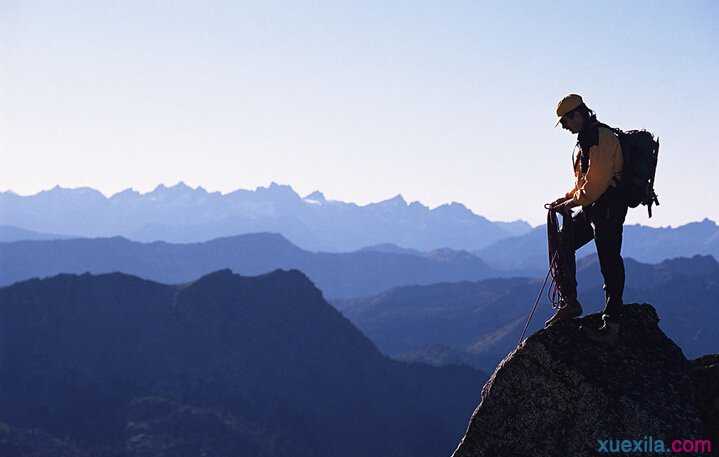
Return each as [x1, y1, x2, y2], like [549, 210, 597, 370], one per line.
[595, 122, 627, 193]
[577, 122, 599, 173]
[596, 122, 624, 138]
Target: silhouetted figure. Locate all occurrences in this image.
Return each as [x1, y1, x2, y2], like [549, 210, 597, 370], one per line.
[545, 94, 628, 335]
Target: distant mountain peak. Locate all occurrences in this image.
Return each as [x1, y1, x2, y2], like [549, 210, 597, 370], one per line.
[267, 181, 293, 191]
[493, 219, 534, 236]
[254, 182, 301, 200]
[303, 190, 327, 204]
[208, 231, 299, 247]
[194, 267, 235, 281]
[358, 243, 422, 256]
[656, 254, 719, 276]
[409, 200, 428, 210]
[373, 193, 407, 207]
[432, 201, 475, 217]
[153, 181, 194, 192]
[0, 267, 484, 457]
[41, 185, 106, 199]
[110, 188, 141, 200]
[146, 182, 202, 201]
[390, 193, 406, 204]
[256, 267, 314, 283]
[698, 217, 717, 227]
[171, 181, 192, 190]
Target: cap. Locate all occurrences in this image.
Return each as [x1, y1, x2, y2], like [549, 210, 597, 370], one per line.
[554, 94, 584, 127]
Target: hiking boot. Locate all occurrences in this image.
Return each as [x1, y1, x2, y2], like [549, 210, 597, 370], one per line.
[544, 298, 583, 328]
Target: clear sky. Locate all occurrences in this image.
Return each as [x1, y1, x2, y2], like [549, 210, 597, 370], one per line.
[1, 1, 717, 227]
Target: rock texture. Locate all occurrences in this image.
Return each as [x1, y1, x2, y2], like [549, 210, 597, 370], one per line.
[124, 397, 287, 457]
[451, 304, 717, 457]
[0, 422, 92, 457]
[691, 354, 719, 452]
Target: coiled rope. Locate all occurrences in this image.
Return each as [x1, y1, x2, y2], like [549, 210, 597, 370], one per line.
[516, 206, 573, 347]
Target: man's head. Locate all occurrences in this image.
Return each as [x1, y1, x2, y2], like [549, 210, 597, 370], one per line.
[555, 93, 590, 134]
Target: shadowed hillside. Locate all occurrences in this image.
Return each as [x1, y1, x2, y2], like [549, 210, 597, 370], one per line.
[0, 233, 501, 298]
[0, 269, 485, 457]
[336, 255, 719, 372]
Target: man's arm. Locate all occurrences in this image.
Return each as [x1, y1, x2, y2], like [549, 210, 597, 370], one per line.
[554, 158, 579, 205]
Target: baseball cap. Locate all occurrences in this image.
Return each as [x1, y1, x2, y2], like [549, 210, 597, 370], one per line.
[555, 94, 584, 127]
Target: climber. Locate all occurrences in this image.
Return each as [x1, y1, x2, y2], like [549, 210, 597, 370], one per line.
[544, 94, 628, 335]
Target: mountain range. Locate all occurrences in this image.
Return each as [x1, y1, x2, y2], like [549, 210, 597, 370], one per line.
[3, 183, 716, 270]
[0, 233, 505, 299]
[334, 254, 719, 372]
[0, 269, 485, 457]
[0, 225, 75, 242]
[475, 217, 719, 274]
[0, 183, 530, 251]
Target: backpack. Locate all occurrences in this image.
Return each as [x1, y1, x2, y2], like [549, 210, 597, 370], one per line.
[597, 123, 661, 217]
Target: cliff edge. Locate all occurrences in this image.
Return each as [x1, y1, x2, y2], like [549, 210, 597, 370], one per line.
[451, 303, 718, 457]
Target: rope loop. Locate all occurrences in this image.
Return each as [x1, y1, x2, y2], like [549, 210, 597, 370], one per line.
[516, 207, 574, 346]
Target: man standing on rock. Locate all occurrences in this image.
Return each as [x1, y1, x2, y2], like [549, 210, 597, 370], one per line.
[544, 94, 629, 335]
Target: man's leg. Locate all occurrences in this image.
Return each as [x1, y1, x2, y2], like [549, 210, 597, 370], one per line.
[545, 209, 595, 327]
[561, 208, 595, 302]
[592, 200, 629, 317]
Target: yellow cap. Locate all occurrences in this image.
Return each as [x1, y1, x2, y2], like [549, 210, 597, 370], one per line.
[554, 94, 584, 126]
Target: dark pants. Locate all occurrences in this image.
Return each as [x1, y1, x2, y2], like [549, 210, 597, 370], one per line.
[560, 190, 629, 315]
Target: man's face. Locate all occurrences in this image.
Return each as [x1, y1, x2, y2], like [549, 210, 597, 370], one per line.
[559, 110, 583, 133]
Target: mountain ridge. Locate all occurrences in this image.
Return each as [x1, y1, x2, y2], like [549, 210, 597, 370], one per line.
[336, 254, 719, 372]
[476, 218, 719, 273]
[0, 232, 500, 298]
[0, 183, 530, 251]
[0, 268, 485, 457]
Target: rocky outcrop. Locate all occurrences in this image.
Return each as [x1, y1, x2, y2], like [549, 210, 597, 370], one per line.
[452, 304, 717, 457]
[691, 355, 719, 451]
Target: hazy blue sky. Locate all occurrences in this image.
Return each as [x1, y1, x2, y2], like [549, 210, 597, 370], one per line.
[1, 1, 717, 227]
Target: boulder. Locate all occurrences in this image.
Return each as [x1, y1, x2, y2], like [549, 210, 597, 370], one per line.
[452, 304, 716, 457]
